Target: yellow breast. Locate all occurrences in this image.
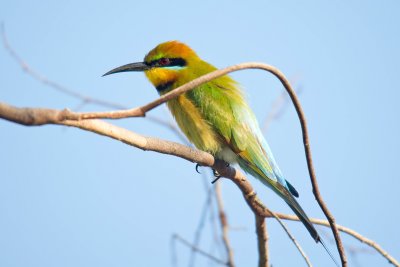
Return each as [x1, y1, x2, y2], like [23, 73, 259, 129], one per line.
[167, 94, 221, 154]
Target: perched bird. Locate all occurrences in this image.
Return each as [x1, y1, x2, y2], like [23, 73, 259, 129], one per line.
[104, 41, 334, 261]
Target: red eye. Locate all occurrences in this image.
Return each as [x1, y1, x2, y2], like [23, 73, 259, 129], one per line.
[158, 58, 170, 66]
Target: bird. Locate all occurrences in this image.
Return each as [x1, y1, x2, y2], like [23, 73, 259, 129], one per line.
[103, 41, 337, 263]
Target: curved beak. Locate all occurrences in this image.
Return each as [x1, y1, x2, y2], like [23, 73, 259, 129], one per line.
[102, 62, 150, 77]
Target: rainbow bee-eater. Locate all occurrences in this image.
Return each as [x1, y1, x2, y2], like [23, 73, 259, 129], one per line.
[104, 41, 329, 251]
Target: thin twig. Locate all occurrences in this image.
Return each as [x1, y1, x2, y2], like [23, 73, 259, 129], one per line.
[262, 85, 303, 133]
[277, 72, 348, 265]
[255, 215, 269, 267]
[147, 113, 189, 145]
[1, 23, 125, 110]
[211, 157, 399, 267]
[271, 213, 400, 267]
[1, 102, 398, 266]
[188, 186, 214, 267]
[269, 211, 312, 266]
[172, 234, 228, 266]
[209, 182, 227, 262]
[215, 182, 235, 267]
[319, 230, 375, 267]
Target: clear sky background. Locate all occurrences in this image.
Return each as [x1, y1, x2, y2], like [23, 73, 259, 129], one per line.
[1, 1, 399, 266]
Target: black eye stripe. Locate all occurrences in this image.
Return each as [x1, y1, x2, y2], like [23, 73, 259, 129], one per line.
[147, 57, 186, 67]
[169, 58, 186, 67]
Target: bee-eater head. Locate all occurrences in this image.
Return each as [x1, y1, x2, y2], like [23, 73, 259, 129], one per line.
[103, 41, 200, 93]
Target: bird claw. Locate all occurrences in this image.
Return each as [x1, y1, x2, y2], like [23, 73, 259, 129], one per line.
[212, 169, 221, 178]
[211, 163, 230, 183]
[196, 162, 230, 183]
[211, 178, 220, 184]
[195, 164, 201, 174]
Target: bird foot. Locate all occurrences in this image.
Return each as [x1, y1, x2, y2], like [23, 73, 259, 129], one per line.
[211, 163, 230, 184]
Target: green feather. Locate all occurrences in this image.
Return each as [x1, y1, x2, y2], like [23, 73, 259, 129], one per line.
[113, 40, 322, 245]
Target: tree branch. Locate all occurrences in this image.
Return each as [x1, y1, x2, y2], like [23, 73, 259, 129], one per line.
[255, 215, 269, 267]
[4, 22, 397, 267]
[172, 234, 228, 266]
[0, 102, 214, 165]
[1, 102, 398, 266]
[1, 23, 125, 110]
[215, 182, 236, 267]
[269, 211, 312, 266]
[7, 61, 346, 264]
[262, 82, 302, 133]
[271, 213, 400, 267]
[1, 40, 348, 265]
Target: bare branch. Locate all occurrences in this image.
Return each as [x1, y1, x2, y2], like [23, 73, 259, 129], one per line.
[271, 213, 400, 267]
[188, 186, 214, 267]
[147, 113, 189, 145]
[171, 234, 228, 266]
[262, 84, 303, 134]
[255, 215, 269, 267]
[1, 23, 125, 110]
[5, 22, 398, 267]
[1, 102, 398, 266]
[215, 182, 235, 267]
[0, 38, 359, 266]
[216, 159, 398, 267]
[2, 25, 190, 150]
[0, 102, 214, 165]
[269, 211, 312, 266]
[5, 60, 346, 265]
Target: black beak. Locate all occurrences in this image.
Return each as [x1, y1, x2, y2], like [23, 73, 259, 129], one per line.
[102, 62, 150, 77]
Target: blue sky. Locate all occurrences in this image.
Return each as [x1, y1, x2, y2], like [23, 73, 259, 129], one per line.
[1, 1, 399, 266]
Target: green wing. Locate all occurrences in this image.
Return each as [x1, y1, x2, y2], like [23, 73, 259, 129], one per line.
[185, 76, 276, 179]
[185, 78, 320, 242]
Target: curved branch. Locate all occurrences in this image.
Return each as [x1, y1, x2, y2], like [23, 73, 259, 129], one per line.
[0, 102, 398, 266]
[136, 62, 347, 266]
[25, 62, 346, 264]
[0, 58, 347, 265]
[0, 102, 214, 165]
[1, 57, 350, 266]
